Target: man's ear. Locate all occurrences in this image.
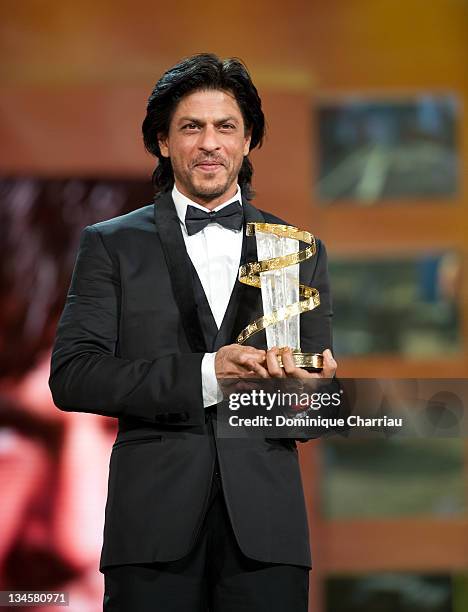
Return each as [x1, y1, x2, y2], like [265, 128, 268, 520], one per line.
[158, 134, 170, 158]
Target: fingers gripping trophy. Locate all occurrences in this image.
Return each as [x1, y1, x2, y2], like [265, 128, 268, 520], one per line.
[236, 222, 323, 372]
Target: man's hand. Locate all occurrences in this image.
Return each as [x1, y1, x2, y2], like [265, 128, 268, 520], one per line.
[250, 347, 337, 379]
[215, 344, 268, 379]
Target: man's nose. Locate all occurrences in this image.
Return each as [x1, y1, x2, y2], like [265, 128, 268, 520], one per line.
[198, 125, 221, 152]
[50, 414, 112, 571]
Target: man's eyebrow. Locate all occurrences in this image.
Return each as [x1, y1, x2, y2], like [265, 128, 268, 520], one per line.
[176, 116, 239, 125]
[177, 116, 203, 124]
[215, 116, 239, 124]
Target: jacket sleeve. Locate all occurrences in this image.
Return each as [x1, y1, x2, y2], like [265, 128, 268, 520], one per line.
[49, 225, 205, 426]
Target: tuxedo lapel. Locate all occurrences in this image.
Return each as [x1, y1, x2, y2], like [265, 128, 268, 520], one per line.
[214, 201, 266, 350]
[189, 259, 219, 350]
[154, 192, 266, 353]
[154, 192, 207, 353]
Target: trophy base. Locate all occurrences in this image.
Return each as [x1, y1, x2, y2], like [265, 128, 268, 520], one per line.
[277, 349, 323, 372]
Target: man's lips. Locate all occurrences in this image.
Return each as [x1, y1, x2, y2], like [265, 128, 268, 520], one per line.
[194, 162, 224, 172]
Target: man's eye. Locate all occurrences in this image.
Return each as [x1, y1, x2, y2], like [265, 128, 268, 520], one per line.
[220, 124, 235, 130]
[183, 123, 199, 130]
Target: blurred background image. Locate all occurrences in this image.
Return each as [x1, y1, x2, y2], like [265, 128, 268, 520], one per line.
[0, 2, 467, 611]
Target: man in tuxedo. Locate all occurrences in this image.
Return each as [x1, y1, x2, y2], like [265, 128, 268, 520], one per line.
[49, 53, 336, 611]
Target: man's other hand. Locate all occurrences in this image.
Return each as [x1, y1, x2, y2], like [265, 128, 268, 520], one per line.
[215, 345, 268, 379]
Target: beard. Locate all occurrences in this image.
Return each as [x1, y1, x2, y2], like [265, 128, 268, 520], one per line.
[189, 177, 233, 203]
[173, 154, 244, 204]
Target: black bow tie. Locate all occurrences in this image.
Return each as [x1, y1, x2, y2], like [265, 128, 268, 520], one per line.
[184, 201, 243, 236]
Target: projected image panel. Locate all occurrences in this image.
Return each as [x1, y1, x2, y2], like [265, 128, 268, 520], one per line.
[0, 176, 153, 611]
[316, 95, 459, 203]
[321, 439, 465, 519]
[325, 574, 458, 612]
[329, 253, 461, 358]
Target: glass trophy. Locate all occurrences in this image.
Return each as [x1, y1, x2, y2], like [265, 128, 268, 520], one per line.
[237, 223, 323, 371]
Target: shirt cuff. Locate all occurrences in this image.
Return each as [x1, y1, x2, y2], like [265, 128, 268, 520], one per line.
[201, 352, 222, 408]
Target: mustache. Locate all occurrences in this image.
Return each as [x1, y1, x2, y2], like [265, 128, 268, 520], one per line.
[192, 155, 227, 167]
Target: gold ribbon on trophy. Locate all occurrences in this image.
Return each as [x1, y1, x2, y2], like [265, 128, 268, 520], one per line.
[236, 223, 324, 370]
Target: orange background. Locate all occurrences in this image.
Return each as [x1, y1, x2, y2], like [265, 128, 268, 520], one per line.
[1, 2, 467, 610]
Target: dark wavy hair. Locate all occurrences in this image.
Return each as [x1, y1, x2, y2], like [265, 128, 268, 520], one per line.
[142, 53, 265, 200]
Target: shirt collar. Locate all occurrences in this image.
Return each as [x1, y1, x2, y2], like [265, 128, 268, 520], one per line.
[172, 183, 243, 230]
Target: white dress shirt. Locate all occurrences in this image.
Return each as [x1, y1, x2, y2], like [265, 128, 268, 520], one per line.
[172, 184, 243, 407]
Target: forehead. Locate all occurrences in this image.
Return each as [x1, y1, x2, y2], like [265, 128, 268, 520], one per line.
[172, 89, 244, 122]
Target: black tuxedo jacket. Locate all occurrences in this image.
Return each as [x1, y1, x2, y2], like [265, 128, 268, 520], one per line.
[49, 191, 333, 572]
